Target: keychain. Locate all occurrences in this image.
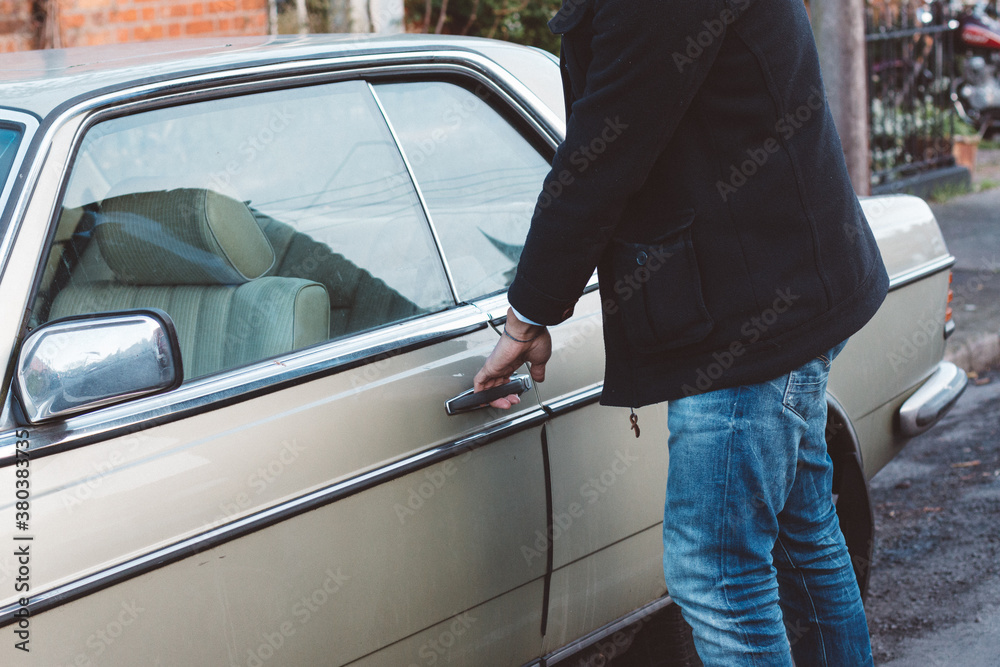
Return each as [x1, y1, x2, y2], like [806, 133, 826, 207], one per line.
[629, 408, 640, 439]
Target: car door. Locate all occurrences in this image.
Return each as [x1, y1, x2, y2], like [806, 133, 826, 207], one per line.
[528, 287, 672, 653]
[0, 69, 549, 666]
[372, 76, 671, 656]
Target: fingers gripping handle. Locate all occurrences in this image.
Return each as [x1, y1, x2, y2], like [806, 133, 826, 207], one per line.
[446, 375, 533, 415]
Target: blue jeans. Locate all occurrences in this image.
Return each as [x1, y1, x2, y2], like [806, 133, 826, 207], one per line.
[662, 342, 873, 666]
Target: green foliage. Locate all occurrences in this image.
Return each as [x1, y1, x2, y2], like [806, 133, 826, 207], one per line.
[926, 180, 972, 203]
[406, 0, 563, 53]
[953, 118, 979, 138]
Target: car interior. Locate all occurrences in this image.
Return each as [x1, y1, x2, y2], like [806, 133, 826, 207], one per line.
[32, 187, 423, 381]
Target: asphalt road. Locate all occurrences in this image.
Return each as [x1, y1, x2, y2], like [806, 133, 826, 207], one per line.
[865, 368, 1000, 665]
[931, 158, 1000, 374]
[864, 183, 1000, 664]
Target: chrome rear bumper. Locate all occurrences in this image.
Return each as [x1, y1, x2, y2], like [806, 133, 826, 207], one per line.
[898, 361, 968, 437]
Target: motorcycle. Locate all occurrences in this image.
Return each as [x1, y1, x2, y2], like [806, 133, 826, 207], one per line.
[948, 1, 1000, 131]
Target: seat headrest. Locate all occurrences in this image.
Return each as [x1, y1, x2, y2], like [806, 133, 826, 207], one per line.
[95, 188, 275, 285]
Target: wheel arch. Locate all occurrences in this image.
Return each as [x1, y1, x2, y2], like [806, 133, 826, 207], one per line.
[826, 391, 875, 599]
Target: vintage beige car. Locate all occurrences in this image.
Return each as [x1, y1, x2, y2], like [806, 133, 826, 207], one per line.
[0, 35, 966, 665]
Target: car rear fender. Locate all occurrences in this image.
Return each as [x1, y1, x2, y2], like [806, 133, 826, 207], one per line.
[826, 392, 874, 599]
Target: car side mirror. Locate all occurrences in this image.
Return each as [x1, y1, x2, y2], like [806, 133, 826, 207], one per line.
[14, 309, 183, 424]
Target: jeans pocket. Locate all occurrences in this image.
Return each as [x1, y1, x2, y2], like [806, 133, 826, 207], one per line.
[782, 357, 831, 423]
[611, 211, 714, 353]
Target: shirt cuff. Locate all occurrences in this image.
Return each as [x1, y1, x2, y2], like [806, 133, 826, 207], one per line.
[509, 306, 542, 327]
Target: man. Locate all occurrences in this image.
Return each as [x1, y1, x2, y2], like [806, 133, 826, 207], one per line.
[473, 0, 887, 665]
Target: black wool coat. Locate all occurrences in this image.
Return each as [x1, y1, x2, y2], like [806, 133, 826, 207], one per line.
[506, 0, 890, 407]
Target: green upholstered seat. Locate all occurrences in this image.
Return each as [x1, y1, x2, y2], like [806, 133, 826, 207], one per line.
[50, 189, 330, 380]
[252, 211, 423, 339]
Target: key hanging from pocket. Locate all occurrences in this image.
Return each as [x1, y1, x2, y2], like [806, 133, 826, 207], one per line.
[629, 408, 640, 439]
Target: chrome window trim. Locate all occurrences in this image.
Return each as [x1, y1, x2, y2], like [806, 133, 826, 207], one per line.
[887, 254, 955, 291]
[0, 49, 562, 350]
[0, 401, 551, 627]
[0, 49, 565, 458]
[369, 83, 461, 304]
[0, 110, 40, 284]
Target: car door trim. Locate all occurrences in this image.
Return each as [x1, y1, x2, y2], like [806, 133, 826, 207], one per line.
[0, 400, 551, 627]
[887, 255, 955, 291]
[534, 593, 676, 666]
[0, 375, 609, 625]
[542, 383, 605, 416]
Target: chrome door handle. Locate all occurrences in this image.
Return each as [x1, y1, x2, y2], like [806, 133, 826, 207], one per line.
[445, 374, 533, 415]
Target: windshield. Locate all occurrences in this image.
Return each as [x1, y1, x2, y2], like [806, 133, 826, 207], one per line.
[0, 126, 22, 193]
[0, 123, 25, 241]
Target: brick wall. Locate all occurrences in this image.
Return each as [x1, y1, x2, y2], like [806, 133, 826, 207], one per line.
[59, 0, 268, 46]
[0, 0, 269, 52]
[0, 1, 37, 52]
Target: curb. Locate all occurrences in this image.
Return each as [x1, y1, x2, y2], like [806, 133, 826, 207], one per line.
[945, 332, 1000, 376]
[872, 164, 971, 199]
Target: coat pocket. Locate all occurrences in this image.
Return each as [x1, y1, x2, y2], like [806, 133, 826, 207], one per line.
[610, 211, 714, 353]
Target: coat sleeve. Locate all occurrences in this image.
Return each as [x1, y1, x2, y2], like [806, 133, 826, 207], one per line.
[507, 0, 746, 325]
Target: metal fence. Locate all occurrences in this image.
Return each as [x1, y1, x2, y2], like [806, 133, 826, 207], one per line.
[866, 1, 957, 189]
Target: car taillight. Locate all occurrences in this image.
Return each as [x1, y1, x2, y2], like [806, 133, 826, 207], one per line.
[943, 271, 956, 340]
[946, 271, 954, 324]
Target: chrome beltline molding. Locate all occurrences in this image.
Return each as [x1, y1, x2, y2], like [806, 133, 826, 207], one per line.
[887, 254, 955, 291]
[0, 399, 553, 626]
[545, 383, 604, 416]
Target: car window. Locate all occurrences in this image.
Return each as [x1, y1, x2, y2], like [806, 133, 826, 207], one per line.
[32, 80, 454, 382]
[373, 81, 551, 301]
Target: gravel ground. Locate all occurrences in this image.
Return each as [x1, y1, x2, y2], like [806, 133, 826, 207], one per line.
[866, 369, 1000, 664]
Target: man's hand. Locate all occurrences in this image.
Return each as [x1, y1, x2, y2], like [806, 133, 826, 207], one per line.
[474, 308, 552, 409]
